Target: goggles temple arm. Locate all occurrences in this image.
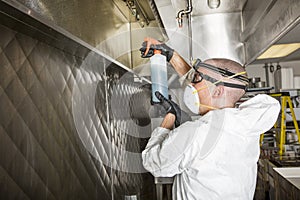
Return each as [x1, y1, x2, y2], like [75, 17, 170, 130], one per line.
[192, 59, 249, 84]
[199, 71, 247, 90]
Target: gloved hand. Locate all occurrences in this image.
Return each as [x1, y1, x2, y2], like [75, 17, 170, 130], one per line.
[155, 91, 191, 127]
[139, 38, 174, 62]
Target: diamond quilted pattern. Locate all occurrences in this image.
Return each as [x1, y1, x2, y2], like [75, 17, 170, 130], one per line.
[15, 33, 38, 57]
[0, 25, 16, 48]
[0, 50, 15, 89]
[17, 60, 36, 91]
[5, 76, 28, 109]
[0, 18, 154, 199]
[0, 89, 17, 129]
[0, 24, 109, 199]
[3, 37, 27, 72]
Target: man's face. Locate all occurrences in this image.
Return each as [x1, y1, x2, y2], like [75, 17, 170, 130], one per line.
[191, 67, 216, 115]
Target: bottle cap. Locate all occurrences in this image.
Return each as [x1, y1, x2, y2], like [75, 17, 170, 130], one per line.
[154, 49, 162, 54]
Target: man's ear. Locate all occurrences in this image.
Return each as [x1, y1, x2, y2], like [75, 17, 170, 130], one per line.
[212, 85, 225, 98]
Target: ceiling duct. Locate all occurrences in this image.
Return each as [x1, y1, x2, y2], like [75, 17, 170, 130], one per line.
[242, 0, 300, 65]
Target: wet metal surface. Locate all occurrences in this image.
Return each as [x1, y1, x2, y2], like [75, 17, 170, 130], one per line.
[0, 6, 154, 199]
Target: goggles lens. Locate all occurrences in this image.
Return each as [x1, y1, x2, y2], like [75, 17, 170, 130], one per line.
[191, 67, 204, 83]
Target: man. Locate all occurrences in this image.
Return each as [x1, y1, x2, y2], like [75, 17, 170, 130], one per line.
[140, 38, 280, 199]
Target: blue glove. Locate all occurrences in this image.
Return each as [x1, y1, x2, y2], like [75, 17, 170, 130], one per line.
[155, 91, 191, 127]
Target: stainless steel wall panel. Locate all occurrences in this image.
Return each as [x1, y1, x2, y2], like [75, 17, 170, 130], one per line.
[0, 126, 56, 200]
[1, 24, 104, 198]
[192, 12, 244, 64]
[0, 20, 154, 199]
[154, 0, 244, 64]
[171, 0, 247, 16]
[0, 1, 156, 199]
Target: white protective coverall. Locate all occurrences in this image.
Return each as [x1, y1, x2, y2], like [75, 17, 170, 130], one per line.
[142, 94, 280, 200]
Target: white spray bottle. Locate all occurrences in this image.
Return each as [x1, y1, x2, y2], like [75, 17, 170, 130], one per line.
[150, 50, 168, 103]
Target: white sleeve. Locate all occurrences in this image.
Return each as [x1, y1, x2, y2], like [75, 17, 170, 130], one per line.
[142, 121, 207, 177]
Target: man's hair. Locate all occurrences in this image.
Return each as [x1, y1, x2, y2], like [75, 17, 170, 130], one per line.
[204, 58, 248, 104]
[204, 58, 246, 75]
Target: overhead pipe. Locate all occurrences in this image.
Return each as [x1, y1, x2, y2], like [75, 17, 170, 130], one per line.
[176, 0, 192, 28]
[176, 0, 193, 63]
[187, 12, 193, 63]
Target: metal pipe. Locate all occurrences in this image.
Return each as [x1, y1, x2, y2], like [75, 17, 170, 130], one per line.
[187, 12, 193, 63]
[176, 0, 192, 28]
[264, 63, 269, 87]
[176, 0, 193, 63]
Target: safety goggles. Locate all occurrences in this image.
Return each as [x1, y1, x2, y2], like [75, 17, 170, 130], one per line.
[192, 59, 249, 84]
[191, 59, 248, 90]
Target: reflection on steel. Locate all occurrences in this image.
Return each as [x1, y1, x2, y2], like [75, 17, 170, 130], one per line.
[155, 0, 244, 64]
[171, 0, 246, 16]
[0, 4, 155, 199]
[243, 0, 300, 65]
[192, 13, 244, 64]
[207, 0, 220, 9]
[12, 0, 165, 68]
[241, 0, 276, 42]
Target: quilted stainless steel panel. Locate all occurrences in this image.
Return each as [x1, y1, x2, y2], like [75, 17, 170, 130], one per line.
[104, 70, 153, 198]
[0, 22, 154, 200]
